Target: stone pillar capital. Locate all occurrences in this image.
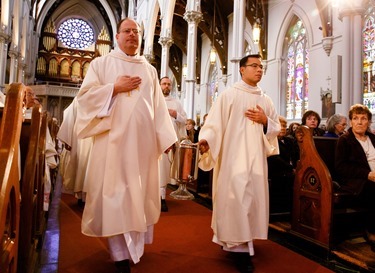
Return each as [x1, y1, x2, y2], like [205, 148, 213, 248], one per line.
[144, 53, 154, 62]
[183, 11, 203, 24]
[158, 36, 173, 48]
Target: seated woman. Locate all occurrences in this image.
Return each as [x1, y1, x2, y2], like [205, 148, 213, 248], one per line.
[323, 113, 347, 138]
[335, 104, 375, 251]
[286, 122, 300, 139]
[301, 110, 325, 136]
[267, 116, 299, 213]
[186, 118, 199, 143]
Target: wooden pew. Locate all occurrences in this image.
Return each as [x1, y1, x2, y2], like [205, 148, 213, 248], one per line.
[18, 103, 44, 273]
[291, 125, 333, 249]
[290, 125, 364, 249]
[0, 83, 26, 273]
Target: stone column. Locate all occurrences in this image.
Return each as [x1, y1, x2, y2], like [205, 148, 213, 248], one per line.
[8, 46, 19, 84]
[183, 7, 202, 118]
[352, 10, 364, 105]
[339, 4, 365, 114]
[0, 31, 10, 90]
[230, 0, 246, 84]
[158, 35, 173, 77]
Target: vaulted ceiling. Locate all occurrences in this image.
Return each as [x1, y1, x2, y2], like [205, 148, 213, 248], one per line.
[35, 0, 267, 81]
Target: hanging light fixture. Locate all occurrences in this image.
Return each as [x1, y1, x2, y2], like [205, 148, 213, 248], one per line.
[253, 1, 261, 45]
[182, 64, 187, 78]
[253, 21, 260, 44]
[210, 0, 217, 65]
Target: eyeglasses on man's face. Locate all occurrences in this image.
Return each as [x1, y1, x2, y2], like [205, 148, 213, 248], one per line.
[120, 28, 141, 34]
[244, 63, 264, 70]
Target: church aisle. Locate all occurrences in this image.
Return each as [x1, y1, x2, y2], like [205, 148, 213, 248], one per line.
[57, 189, 335, 273]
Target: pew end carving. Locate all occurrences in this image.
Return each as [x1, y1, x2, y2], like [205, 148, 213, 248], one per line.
[291, 125, 333, 249]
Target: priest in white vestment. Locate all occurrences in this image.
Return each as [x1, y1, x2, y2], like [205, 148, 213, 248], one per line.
[198, 54, 280, 273]
[158, 76, 187, 212]
[75, 18, 177, 273]
[57, 98, 93, 205]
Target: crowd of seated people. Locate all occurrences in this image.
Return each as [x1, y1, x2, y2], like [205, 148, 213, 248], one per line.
[267, 116, 299, 213]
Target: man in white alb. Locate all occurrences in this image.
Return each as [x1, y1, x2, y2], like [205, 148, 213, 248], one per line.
[159, 76, 187, 212]
[75, 18, 177, 273]
[198, 54, 280, 273]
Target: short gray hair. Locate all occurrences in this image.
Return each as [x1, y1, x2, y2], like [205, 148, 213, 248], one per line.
[326, 114, 346, 133]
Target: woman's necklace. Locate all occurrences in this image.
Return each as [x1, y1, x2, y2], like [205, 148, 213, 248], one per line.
[357, 136, 370, 156]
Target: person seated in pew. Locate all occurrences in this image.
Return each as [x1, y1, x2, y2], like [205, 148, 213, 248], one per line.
[323, 113, 347, 138]
[335, 104, 375, 251]
[186, 118, 199, 143]
[267, 116, 299, 213]
[23, 85, 58, 210]
[286, 122, 300, 140]
[301, 110, 325, 136]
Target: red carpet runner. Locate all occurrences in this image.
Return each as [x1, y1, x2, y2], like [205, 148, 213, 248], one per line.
[58, 193, 334, 273]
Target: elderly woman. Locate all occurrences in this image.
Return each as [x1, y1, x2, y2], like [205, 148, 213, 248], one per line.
[323, 113, 347, 138]
[301, 110, 325, 136]
[335, 104, 375, 251]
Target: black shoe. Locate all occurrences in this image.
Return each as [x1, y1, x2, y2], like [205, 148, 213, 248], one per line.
[77, 199, 85, 208]
[364, 231, 375, 252]
[115, 259, 130, 273]
[234, 252, 254, 273]
[161, 199, 168, 212]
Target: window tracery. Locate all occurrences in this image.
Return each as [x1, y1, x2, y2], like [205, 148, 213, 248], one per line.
[363, 3, 375, 111]
[57, 18, 94, 49]
[285, 18, 309, 120]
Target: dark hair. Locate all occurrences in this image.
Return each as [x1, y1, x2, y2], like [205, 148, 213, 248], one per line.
[116, 18, 141, 34]
[348, 104, 372, 121]
[239, 54, 262, 68]
[301, 110, 321, 126]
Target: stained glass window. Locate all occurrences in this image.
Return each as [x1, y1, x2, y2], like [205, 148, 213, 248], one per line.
[57, 18, 94, 49]
[285, 19, 309, 120]
[363, 4, 375, 111]
[207, 66, 218, 110]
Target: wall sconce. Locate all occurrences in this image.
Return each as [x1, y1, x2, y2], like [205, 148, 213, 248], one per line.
[182, 64, 187, 78]
[253, 21, 260, 44]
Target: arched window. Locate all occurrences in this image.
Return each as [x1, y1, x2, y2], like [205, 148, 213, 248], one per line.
[284, 18, 309, 119]
[363, 4, 375, 111]
[57, 18, 94, 49]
